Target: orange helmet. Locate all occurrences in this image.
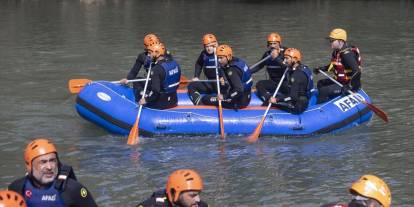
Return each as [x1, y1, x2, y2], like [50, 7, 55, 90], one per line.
[143, 33, 160, 49]
[267, 32, 282, 44]
[349, 174, 391, 207]
[216, 44, 233, 61]
[0, 190, 27, 207]
[147, 41, 165, 58]
[166, 169, 203, 203]
[202, 34, 217, 45]
[284, 48, 302, 63]
[24, 138, 57, 173]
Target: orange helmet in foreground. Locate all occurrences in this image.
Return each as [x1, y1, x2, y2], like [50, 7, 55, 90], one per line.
[349, 174, 391, 207]
[143, 33, 160, 49]
[24, 138, 57, 173]
[216, 44, 233, 61]
[166, 169, 204, 203]
[267, 32, 282, 44]
[0, 190, 27, 207]
[202, 34, 217, 45]
[284, 48, 302, 63]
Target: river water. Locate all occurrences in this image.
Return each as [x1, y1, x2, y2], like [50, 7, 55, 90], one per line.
[0, 0, 413, 206]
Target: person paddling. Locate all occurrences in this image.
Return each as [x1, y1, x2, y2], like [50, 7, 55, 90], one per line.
[267, 48, 314, 114]
[314, 28, 362, 104]
[187, 34, 221, 105]
[120, 34, 173, 102]
[250, 32, 288, 102]
[8, 138, 98, 207]
[136, 169, 208, 207]
[201, 44, 252, 109]
[138, 42, 181, 109]
[321, 174, 391, 207]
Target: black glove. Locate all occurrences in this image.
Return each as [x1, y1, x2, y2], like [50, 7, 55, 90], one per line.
[313, 67, 321, 74]
[341, 84, 351, 96]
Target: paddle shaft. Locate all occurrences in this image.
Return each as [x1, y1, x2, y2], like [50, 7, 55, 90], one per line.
[318, 69, 388, 122]
[214, 49, 225, 139]
[249, 54, 271, 69]
[262, 68, 289, 119]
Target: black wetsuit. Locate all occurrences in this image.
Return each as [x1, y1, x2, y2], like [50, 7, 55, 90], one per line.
[188, 50, 223, 105]
[140, 58, 180, 110]
[316, 44, 361, 104]
[8, 165, 97, 207]
[127, 51, 173, 102]
[136, 190, 208, 207]
[202, 58, 251, 109]
[271, 64, 312, 114]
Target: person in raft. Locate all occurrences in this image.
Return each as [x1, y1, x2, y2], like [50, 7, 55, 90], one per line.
[120, 33, 173, 102]
[138, 41, 181, 109]
[250, 32, 288, 101]
[265, 48, 314, 114]
[136, 169, 209, 207]
[321, 174, 391, 207]
[201, 44, 252, 109]
[314, 28, 362, 104]
[8, 138, 98, 207]
[187, 33, 222, 105]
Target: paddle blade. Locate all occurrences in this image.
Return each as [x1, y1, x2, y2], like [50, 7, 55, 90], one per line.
[127, 116, 140, 145]
[218, 103, 225, 140]
[364, 101, 389, 123]
[68, 79, 92, 94]
[179, 75, 189, 89]
[247, 116, 266, 143]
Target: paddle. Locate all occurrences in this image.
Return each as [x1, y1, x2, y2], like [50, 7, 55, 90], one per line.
[127, 64, 153, 145]
[249, 54, 271, 69]
[69, 76, 216, 94]
[214, 49, 225, 140]
[68, 78, 147, 94]
[318, 69, 388, 123]
[247, 68, 288, 142]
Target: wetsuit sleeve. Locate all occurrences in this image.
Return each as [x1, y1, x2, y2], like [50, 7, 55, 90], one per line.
[223, 67, 243, 100]
[194, 52, 204, 78]
[250, 52, 268, 73]
[135, 197, 156, 207]
[7, 177, 26, 195]
[63, 179, 98, 207]
[145, 65, 164, 103]
[341, 50, 361, 90]
[127, 53, 147, 80]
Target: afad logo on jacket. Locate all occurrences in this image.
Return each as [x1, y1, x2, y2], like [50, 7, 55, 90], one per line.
[333, 93, 365, 112]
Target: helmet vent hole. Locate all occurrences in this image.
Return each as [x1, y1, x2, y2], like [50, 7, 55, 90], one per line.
[20, 200, 24, 206]
[186, 178, 194, 181]
[0, 195, 3, 200]
[184, 172, 190, 177]
[31, 145, 38, 150]
[7, 193, 11, 199]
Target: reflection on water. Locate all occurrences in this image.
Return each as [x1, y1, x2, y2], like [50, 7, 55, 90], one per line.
[1, 0, 413, 206]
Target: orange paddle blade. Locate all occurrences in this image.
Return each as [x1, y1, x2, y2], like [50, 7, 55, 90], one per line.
[68, 79, 92, 94]
[127, 117, 140, 145]
[179, 75, 189, 89]
[247, 116, 266, 143]
[218, 103, 225, 140]
[363, 100, 389, 123]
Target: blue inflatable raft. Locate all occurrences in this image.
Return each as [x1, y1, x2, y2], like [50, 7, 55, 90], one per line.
[75, 81, 373, 137]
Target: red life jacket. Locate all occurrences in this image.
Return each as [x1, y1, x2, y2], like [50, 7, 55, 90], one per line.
[329, 46, 361, 84]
